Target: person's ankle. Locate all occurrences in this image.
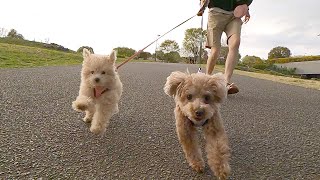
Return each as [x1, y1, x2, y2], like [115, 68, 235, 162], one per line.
[224, 77, 231, 83]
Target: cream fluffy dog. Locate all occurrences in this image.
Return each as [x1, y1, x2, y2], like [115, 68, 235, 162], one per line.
[72, 48, 122, 134]
[164, 71, 231, 180]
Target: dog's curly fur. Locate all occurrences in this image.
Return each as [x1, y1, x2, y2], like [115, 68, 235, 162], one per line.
[164, 71, 231, 180]
[72, 48, 122, 135]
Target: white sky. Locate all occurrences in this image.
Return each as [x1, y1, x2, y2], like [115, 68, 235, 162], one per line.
[1, 0, 319, 59]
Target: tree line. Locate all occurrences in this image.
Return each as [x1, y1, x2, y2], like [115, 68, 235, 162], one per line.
[1, 27, 305, 66]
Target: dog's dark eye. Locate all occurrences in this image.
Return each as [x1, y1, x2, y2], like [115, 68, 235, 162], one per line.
[101, 71, 105, 74]
[91, 71, 94, 74]
[204, 95, 210, 103]
[187, 94, 192, 100]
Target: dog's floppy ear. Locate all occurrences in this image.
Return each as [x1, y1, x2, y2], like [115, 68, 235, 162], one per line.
[164, 71, 187, 97]
[83, 48, 91, 58]
[210, 73, 227, 103]
[108, 50, 117, 63]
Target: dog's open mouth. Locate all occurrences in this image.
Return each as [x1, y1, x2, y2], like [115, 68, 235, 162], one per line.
[93, 86, 108, 98]
[194, 117, 203, 121]
[187, 117, 209, 127]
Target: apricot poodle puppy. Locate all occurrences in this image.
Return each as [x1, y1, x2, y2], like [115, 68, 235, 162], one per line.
[72, 48, 122, 135]
[164, 71, 231, 180]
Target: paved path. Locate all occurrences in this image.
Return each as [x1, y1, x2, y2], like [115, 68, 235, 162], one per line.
[1, 62, 319, 179]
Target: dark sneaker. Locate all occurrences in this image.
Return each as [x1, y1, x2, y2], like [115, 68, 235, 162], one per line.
[227, 83, 239, 94]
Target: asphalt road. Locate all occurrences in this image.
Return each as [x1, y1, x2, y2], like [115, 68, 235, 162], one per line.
[1, 62, 319, 179]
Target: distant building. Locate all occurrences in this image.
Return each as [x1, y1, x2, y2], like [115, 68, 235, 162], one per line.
[275, 60, 320, 78]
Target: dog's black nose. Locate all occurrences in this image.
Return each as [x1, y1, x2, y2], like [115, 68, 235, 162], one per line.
[95, 78, 100, 82]
[195, 110, 204, 117]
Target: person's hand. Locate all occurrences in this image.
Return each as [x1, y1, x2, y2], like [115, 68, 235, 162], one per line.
[197, 10, 204, 16]
[243, 11, 250, 23]
[234, 4, 248, 18]
[197, 0, 208, 16]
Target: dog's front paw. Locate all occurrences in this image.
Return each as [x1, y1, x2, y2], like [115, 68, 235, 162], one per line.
[72, 100, 88, 112]
[215, 163, 230, 180]
[83, 116, 92, 123]
[90, 124, 106, 135]
[72, 101, 87, 112]
[190, 161, 205, 173]
[72, 96, 93, 112]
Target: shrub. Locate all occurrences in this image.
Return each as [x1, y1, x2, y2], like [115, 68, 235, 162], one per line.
[252, 63, 269, 70]
[77, 46, 94, 54]
[266, 65, 296, 75]
[268, 55, 320, 64]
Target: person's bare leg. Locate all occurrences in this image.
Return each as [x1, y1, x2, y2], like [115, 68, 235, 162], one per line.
[206, 47, 220, 75]
[224, 34, 240, 83]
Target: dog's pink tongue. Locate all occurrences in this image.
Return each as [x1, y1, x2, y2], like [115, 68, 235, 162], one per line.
[94, 86, 104, 98]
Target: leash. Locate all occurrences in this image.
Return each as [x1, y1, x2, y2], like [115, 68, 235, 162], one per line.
[197, 0, 208, 73]
[116, 14, 197, 70]
[197, 14, 204, 73]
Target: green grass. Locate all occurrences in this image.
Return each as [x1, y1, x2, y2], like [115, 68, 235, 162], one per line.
[0, 37, 48, 49]
[0, 43, 83, 68]
[0, 37, 75, 53]
[0, 42, 154, 68]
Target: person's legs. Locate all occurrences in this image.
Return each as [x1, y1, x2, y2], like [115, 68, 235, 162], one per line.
[224, 34, 240, 83]
[206, 46, 220, 75]
[205, 9, 228, 75]
[224, 17, 242, 94]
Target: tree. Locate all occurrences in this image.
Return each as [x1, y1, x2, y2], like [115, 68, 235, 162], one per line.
[217, 46, 241, 64]
[241, 55, 263, 67]
[7, 29, 24, 39]
[44, 38, 50, 44]
[77, 46, 94, 54]
[138, 51, 152, 60]
[159, 40, 180, 63]
[0, 28, 8, 37]
[164, 51, 181, 63]
[182, 28, 206, 64]
[154, 50, 165, 61]
[114, 47, 136, 58]
[218, 46, 229, 64]
[268, 46, 291, 59]
[159, 40, 179, 53]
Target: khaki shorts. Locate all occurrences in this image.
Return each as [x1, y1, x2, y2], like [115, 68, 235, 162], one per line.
[206, 9, 243, 49]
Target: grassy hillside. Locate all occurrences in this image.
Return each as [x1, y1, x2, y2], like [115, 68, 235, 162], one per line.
[0, 37, 44, 49]
[0, 43, 83, 68]
[0, 40, 140, 68]
[0, 37, 74, 52]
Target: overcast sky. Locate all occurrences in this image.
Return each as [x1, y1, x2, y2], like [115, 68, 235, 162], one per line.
[1, 0, 319, 59]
